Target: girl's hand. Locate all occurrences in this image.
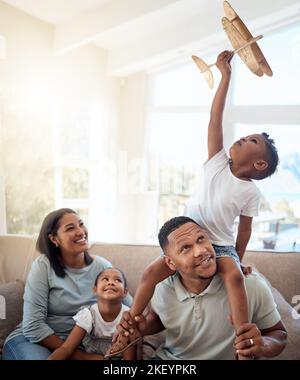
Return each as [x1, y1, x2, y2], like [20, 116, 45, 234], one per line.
[216, 50, 234, 76]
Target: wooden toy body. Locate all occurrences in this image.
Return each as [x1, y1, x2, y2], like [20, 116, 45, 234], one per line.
[223, 1, 273, 77]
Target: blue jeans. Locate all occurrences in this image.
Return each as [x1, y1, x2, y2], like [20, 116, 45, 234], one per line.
[2, 334, 51, 360]
[212, 244, 240, 264]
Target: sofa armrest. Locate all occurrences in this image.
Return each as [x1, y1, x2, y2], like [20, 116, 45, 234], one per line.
[269, 288, 300, 360]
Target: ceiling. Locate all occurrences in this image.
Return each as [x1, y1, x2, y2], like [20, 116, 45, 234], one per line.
[3, 0, 112, 24]
[3, 0, 300, 76]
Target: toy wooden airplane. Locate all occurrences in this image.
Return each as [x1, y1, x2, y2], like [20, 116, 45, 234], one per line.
[192, 1, 273, 88]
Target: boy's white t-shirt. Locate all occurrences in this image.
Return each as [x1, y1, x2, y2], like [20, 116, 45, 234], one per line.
[185, 148, 261, 246]
[73, 303, 129, 337]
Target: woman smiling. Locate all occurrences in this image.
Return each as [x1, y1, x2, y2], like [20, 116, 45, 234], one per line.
[2, 208, 130, 360]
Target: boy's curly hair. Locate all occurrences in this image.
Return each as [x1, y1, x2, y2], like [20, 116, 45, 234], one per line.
[252, 132, 279, 180]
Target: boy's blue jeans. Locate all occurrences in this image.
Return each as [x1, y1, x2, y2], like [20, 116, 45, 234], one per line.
[2, 334, 51, 360]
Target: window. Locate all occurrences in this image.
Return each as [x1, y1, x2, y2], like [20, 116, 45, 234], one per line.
[150, 62, 213, 107]
[147, 112, 209, 228]
[53, 104, 92, 230]
[234, 124, 300, 251]
[53, 102, 110, 241]
[233, 23, 300, 106]
[2, 112, 55, 235]
[2, 97, 110, 240]
[62, 168, 89, 199]
[146, 23, 300, 251]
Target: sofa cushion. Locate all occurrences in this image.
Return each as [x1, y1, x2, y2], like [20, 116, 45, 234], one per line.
[0, 280, 24, 354]
[0, 235, 39, 285]
[89, 243, 161, 295]
[244, 251, 300, 306]
[271, 287, 300, 360]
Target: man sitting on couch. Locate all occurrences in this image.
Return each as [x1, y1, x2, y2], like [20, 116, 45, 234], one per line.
[117, 216, 287, 360]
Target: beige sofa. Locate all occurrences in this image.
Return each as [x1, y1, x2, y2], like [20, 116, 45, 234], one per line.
[0, 235, 299, 359]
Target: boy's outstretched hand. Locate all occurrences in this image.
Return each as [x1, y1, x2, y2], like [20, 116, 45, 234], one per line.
[216, 50, 234, 76]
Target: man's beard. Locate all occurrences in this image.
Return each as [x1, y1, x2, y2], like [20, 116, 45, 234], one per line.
[197, 267, 217, 280]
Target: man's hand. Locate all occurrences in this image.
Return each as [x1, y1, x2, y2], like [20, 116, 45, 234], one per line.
[112, 311, 146, 343]
[234, 323, 265, 359]
[216, 50, 234, 76]
[111, 311, 133, 343]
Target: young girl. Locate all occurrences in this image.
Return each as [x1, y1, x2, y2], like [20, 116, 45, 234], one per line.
[48, 268, 136, 360]
[106, 51, 278, 360]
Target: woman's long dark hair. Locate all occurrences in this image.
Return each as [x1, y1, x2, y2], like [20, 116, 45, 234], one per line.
[36, 208, 93, 277]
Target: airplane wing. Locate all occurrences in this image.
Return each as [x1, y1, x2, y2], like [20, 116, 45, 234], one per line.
[191, 55, 214, 89]
[222, 17, 263, 76]
[223, 1, 272, 76]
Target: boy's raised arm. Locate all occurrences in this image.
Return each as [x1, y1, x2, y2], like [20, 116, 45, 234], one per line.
[207, 50, 233, 160]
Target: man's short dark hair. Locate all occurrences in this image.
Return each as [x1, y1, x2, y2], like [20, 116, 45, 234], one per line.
[158, 216, 200, 251]
[253, 132, 279, 180]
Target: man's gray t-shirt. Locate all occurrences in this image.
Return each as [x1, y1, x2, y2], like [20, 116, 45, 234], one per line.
[151, 272, 281, 360]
